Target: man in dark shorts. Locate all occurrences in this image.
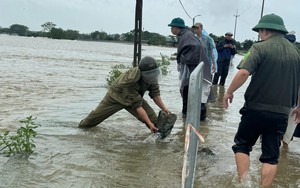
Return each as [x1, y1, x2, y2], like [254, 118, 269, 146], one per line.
[223, 13, 300, 187]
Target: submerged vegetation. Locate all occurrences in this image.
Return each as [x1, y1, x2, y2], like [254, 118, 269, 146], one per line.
[106, 64, 130, 86]
[106, 54, 173, 86]
[157, 53, 171, 75]
[0, 116, 40, 157]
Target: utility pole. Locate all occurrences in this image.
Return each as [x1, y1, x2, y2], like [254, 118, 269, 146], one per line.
[133, 0, 143, 67]
[258, 0, 265, 41]
[260, 0, 265, 19]
[233, 9, 240, 40]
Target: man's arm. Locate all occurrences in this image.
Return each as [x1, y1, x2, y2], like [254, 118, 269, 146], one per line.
[292, 86, 300, 123]
[209, 42, 217, 73]
[153, 96, 170, 114]
[136, 106, 157, 133]
[223, 69, 250, 109]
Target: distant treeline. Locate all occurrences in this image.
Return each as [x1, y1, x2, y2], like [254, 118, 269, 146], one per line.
[3, 22, 298, 51]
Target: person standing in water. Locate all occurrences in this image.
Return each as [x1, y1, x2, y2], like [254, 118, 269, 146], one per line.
[192, 22, 217, 120]
[212, 32, 237, 86]
[167, 17, 210, 120]
[223, 14, 300, 186]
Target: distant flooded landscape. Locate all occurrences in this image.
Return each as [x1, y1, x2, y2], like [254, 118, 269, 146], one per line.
[0, 35, 299, 188]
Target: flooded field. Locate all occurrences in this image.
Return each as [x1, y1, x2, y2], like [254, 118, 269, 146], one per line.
[0, 35, 299, 188]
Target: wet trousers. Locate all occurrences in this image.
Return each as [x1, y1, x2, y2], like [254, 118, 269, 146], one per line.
[181, 85, 206, 120]
[232, 108, 288, 164]
[78, 93, 158, 128]
[212, 60, 230, 86]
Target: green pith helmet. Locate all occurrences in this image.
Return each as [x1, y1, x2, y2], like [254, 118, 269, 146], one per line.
[168, 17, 186, 28]
[139, 56, 158, 71]
[252, 13, 288, 34]
[139, 56, 162, 84]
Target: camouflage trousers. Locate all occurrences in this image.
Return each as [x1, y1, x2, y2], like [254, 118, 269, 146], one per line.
[78, 93, 157, 128]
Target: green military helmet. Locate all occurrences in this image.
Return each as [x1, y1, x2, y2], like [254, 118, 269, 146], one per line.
[139, 56, 162, 84]
[252, 13, 288, 34]
[139, 56, 158, 71]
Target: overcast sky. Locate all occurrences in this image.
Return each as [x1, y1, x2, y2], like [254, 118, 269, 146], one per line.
[1, 0, 299, 42]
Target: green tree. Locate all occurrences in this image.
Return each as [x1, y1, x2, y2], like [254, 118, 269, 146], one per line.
[0, 27, 9, 34]
[112, 34, 120, 41]
[65, 29, 79, 40]
[9, 24, 28, 36]
[78, 33, 92, 40]
[91, 30, 109, 40]
[142, 31, 166, 45]
[49, 28, 65, 39]
[41, 22, 56, 32]
[242, 39, 254, 50]
[123, 30, 135, 42]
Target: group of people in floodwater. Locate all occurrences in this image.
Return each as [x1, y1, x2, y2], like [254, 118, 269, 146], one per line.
[78, 13, 300, 187]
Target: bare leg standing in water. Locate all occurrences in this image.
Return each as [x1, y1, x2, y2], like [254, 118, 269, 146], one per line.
[235, 153, 249, 182]
[261, 163, 277, 187]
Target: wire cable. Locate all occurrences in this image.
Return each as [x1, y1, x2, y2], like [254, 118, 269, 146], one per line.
[178, 0, 192, 20]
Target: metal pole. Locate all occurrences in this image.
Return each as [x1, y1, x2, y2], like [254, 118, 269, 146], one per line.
[133, 0, 143, 67]
[260, 0, 265, 18]
[192, 15, 201, 26]
[182, 63, 203, 188]
[233, 9, 240, 40]
[258, 0, 265, 41]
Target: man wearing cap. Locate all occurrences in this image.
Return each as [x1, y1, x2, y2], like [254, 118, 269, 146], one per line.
[223, 13, 300, 186]
[78, 56, 172, 135]
[168, 17, 210, 119]
[192, 22, 217, 120]
[212, 32, 237, 86]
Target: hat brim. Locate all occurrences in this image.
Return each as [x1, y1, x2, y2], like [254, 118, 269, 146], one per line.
[168, 23, 186, 28]
[252, 23, 288, 34]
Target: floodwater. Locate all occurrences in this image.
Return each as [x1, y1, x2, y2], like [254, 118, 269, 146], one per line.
[0, 35, 299, 188]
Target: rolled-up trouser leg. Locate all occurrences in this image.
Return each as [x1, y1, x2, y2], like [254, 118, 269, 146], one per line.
[78, 94, 124, 128]
[126, 99, 158, 128]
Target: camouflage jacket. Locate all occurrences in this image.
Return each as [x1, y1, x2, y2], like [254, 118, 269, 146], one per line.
[108, 67, 160, 109]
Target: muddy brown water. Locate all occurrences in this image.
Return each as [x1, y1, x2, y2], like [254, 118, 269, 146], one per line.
[0, 35, 299, 188]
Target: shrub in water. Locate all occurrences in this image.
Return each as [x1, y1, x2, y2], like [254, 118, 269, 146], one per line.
[106, 54, 173, 85]
[0, 116, 40, 157]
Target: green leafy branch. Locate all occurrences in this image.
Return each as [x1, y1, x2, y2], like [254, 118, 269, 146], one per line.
[0, 116, 40, 157]
[157, 53, 171, 75]
[106, 64, 130, 86]
[106, 53, 174, 86]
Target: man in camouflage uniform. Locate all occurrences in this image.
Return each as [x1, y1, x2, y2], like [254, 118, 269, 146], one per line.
[79, 56, 171, 133]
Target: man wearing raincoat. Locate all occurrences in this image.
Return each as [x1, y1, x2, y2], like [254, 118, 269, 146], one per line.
[192, 22, 218, 120]
[168, 17, 210, 120]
